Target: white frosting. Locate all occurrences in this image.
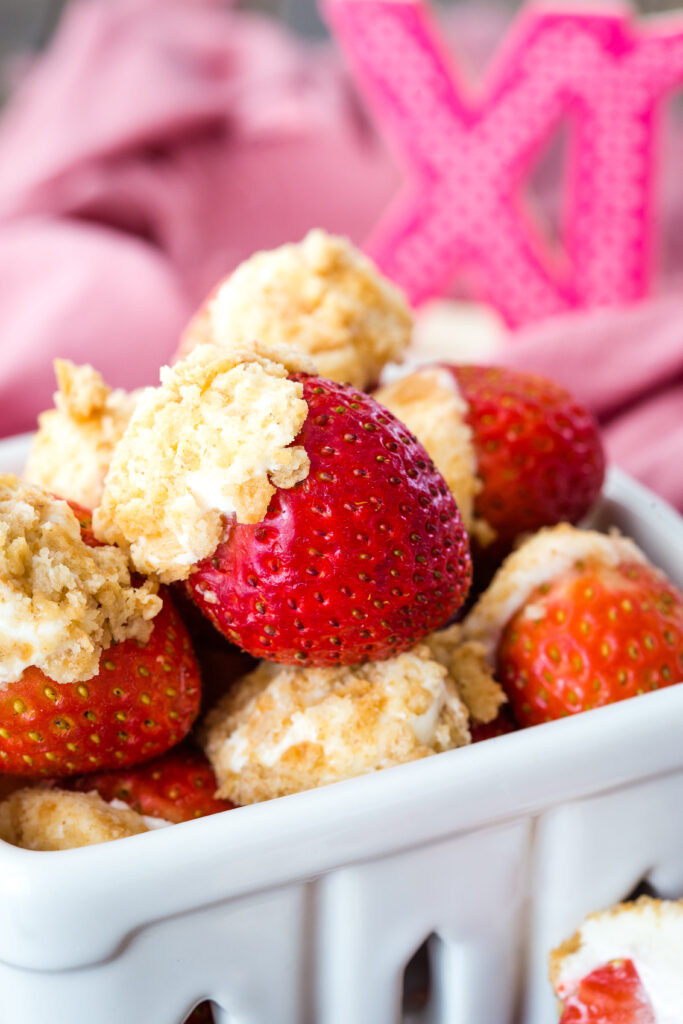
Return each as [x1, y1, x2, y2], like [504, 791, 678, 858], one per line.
[462, 525, 648, 663]
[556, 903, 683, 1023]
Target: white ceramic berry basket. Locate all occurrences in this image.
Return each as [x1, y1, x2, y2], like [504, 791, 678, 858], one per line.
[1, 433, 683, 1024]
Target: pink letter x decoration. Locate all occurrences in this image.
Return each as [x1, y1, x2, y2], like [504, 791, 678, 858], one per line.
[323, 0, 683, 326]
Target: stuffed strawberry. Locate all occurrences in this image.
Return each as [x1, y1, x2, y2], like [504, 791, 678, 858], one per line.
[462, 524, 683, 726]
[551, 898, 681, 1024]
[94, 344, 472, 666]
[375, 365, 605, 550]
[0, 476, 200, 777]
[558, 961, 655, 1024]
[66, 745, 234, 823]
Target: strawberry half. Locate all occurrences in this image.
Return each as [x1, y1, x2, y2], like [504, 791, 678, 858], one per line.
[187, 377, 472, 665]
[559, 960, 655, 1024]
[66, 745, 234, 823]
[498, 560, 683, 726]
[0, 594, 201, 777]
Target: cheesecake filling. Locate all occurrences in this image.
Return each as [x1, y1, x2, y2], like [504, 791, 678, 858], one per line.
[202, 646, 472, 804]
[178, 229, 412, 390]
[0, 476, 160, 686]
[553, 900, 683, 1024]
[375, 366, 492, 542]
[94, 342, 312, 583]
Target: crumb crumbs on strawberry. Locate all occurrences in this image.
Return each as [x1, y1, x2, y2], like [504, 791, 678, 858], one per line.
[424, 624, 506, 724]
[93, 342, 313, 583]
[462, 524, 649, 663]
[177, 230, 413, 389]
[0, 476, 161, 686]
[375, 367, 493, 542]
[24, 360, 138, 510]
[201, 646, 471, 804]
[550, 897, 683, 1012]
[0, 787, 150, 850]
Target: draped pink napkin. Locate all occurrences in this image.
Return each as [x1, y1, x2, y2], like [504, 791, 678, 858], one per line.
[0, 0, 680, 512]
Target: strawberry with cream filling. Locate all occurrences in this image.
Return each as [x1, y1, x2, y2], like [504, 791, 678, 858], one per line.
[0, 477, 200, 776]
[461, 525, 683, 725]
[177, 230, 412, 390]
[95, 343, 472, 666]
[552, 899, 683, 1024]
[376, 365, 605, 549]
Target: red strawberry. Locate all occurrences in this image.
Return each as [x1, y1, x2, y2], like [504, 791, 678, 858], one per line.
[66, 745, 234, 823]
[452, 365, 604, 545]
[0, 594, 201, 777]
[187, 376, 472, 665]
[559, 960, 655, 1024]
[498, 560, 683, 727]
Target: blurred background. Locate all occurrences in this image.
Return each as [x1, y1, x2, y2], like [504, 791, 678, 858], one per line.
[0, 0, 681, 510]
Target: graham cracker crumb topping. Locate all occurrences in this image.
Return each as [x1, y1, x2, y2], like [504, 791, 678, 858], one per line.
[24, 360, 138, 510]
[178, 230, 413, 390]
[93, 342, 312, 583]
[0, 788, 149, 850]
[201, 645, 471, 804]
[0, 476, 160, 686]
[424, 624, 506, 724]
[375, 367, 489, 538]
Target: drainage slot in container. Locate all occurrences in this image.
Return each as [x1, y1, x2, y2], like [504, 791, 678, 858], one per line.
[402, 935, 433, 1020]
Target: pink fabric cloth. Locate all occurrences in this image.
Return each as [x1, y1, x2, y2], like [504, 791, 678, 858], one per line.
[0, 0, 680, 512]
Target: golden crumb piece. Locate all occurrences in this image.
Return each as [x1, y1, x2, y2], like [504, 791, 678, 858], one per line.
[550, 897, 683, 1013]
[24, 361, 138, 510]
[93, 342, 312, 583]
[178, 230, 413, 390]
[462, 525, 648, 664]
[376, 367, 492, 540]
[424, 624, 505, 724]
[0, 788, 150, 850]
[0, 476, 161, 686]
[201, 645, 471, 804]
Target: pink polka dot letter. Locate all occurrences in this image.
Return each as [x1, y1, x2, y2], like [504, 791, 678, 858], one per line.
[324, 0, 683, 326]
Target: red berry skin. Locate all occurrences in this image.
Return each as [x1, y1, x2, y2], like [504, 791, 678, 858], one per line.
[0, 595, 201, 777]
[447, 366, 605, 546]
[66, 745, 234, 823]
[498, 561, 683, 727]
[559, 959, 655, 1024]
[187, 377, 472, 666]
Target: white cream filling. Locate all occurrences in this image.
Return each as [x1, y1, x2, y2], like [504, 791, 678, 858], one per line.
[462, 526, 648, 663]
[557, 905, 683, 1023]
[224, 678, 447, 774]
[107, 798, 173, 830]
[0, 602, 66, 685]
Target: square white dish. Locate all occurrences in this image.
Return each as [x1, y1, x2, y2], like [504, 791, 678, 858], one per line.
[1, 432, 682, 1024]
